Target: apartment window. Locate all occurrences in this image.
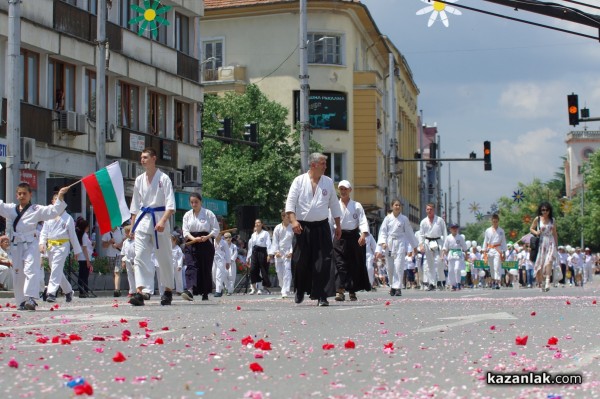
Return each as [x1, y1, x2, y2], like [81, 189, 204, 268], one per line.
[48, 59, 76, 111]
[175, 13, 190, 54]
[202, 40, 223, 81]
[308, 33, 342, 65]
[117, 81, 139, 130]
[20, 49, 39, 105]
[88, 0, 97, 14]
[324, 152, 345, 182]
[152, 22, 167, 45]
[84, 71, 96, 118]
[174, 101, 190, 142]
[120, 0, 136, 30]
[148, 91, 166, 137]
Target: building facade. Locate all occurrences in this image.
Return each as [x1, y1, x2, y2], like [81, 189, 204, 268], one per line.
[0, 0, 207, 227]
[565, 130, 600, 198]
[201, 0, 421, 226]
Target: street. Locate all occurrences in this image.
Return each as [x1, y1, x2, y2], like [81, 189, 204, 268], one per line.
[0, 282, 599, 399]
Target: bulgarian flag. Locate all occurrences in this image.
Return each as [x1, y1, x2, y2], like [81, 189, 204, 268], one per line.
[82, 161, 130, 234]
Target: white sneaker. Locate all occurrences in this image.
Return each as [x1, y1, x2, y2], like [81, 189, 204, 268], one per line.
[257, 289, 263, 295]
[249, 288, 256, 295]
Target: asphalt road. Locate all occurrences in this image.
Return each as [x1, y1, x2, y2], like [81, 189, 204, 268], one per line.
[0, 281, 599, 399]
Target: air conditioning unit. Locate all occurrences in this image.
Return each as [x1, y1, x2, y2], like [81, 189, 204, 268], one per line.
[58, 111, 77, 131]
[184, 164, 198, 183]
[77, 113, 87, 134]
[128, 162, 139, 180]
[217, 65, 246, 81]
[20, 137, 35, 163]
[136, 163, 145, 177]
[168, 170, 183, 189]
[118, 159, 129, 179]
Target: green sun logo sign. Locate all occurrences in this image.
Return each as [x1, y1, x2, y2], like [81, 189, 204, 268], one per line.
[128, 0, 172, 39]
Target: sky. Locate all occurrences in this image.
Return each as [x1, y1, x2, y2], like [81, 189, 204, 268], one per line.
[360, 0, 600, 224]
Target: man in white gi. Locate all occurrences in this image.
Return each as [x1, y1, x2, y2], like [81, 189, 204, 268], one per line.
[39, 193, 82, 303]
[212, 233, 231, 297]
[442, 223, 467, 291]
[483, 213, 507, 289]
[224, 232, 238, 295]
[418, 203, 447, 291]
[0, 183, 70, 310]
[378, 199, 418, 296]
[331, 180, 371, 301]
[101, 224, 125, 297]
[365, 233, 377, 290]
[129, 147, 176, 306]
[270, 211, 294, 298]
[286, 152, 342, 306]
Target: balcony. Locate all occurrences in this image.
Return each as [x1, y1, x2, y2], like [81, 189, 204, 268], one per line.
[0, 99, 53, 145]
[177, 51, 199, 82]
[120, 127, 178, 169]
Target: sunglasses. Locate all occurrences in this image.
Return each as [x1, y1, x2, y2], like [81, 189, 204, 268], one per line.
[541, 208, 549, 212]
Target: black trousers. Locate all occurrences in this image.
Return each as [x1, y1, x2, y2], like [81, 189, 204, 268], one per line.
[250, 247, 271, 287]
[78, 260, 90, 294]
[292, 219, 336, 300]
[333, 229, 371, 293]
[184, 232, 214, 296]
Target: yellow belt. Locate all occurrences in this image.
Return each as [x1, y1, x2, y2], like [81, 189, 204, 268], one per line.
[47, 239, 69, 248]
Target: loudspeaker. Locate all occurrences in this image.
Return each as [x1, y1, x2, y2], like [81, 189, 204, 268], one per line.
[236, 205, 259, 231]
[46, 177, 82, 213]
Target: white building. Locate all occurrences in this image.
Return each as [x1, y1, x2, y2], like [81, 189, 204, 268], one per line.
[565, 130, 600, 198]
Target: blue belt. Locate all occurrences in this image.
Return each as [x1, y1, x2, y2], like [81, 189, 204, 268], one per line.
[132, 206, 166, 249]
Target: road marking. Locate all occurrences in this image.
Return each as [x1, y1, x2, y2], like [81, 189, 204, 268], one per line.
[415, 312, 517, 333]
[3, 313, 144, 330]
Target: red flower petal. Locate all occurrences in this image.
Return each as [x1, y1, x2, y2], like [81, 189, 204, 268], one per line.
[322, 343, 335, 350]
[112, 351, 127, 362]
[122, 330, 131, 336]
[593, 300, 597, 305]
[51, 336, 60, 344]
[241, 336, 255, 346]
[36, 337, 49, 344]
[566, 300, 571, 305]
[530, 311, 536, 316]
[154, 338, 164, 345]
[385, 301, 391, 306]
[61, 339, 71, 345]
[138, 321, 148, 328]
[490, 325, 496, 330]
[8, 358, 18, 368]
[161, 327, 169, 331]
[92, 336, 105, 341]
[120, 318, 128, 323]
[236, 306, 241, 310]
[73, 381, 94, 396]
[547, 336, 558, 345]
[69, 334, 82, 341]
[121, 335, 130, 341]
[254, 339, 272, 350]
[515, 335, 528, 345]
[384, 342, 394, 349]
[249, 362, 263, 372]
[344, 340, 356, 349]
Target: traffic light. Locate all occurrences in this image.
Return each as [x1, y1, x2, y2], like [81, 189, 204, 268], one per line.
[244, 123, 258, 143]
[568, 94, 579, 126]
[217, 118, 233, 138]
[483, 141, 491, 171]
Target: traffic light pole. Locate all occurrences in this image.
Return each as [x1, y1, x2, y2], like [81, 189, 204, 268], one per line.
[397, 158, 486, 163]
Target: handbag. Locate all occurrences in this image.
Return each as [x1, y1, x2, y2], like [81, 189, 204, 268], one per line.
[529, 218, 540, 262]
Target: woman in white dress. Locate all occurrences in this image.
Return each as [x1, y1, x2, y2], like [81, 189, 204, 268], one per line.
[530, 202, 558, 292]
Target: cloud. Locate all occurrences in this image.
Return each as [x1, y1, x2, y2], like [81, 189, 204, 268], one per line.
[498, 82, 568, 119]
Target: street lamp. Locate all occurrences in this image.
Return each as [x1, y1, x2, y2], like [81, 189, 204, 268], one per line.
[200, 56, 217, 82]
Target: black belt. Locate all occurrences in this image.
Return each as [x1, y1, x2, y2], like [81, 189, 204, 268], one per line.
[253, 246, 267, 252]
[425, 237, 440, 240]
[341, 228, 359, 237]
[299, 219, 328, 227]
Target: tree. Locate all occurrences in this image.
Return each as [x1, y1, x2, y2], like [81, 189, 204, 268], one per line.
[582, 149, 600, 248]
[200, 85, 301, 225]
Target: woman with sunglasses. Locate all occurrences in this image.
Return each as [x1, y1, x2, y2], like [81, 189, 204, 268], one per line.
[529, 202, 558, 292]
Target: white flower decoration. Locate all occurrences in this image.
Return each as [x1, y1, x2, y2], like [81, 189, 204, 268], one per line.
[416, 0, 462, 27]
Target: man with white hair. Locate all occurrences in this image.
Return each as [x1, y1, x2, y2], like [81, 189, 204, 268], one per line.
[286, 152, 342, 306]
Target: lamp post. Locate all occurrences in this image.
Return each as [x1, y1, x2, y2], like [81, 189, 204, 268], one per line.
[299, 0, 309, 172]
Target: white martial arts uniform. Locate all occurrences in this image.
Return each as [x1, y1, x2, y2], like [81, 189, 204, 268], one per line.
[39, 212, 82, 297]
[172, 243, 184, 293]
[213, 237, 231, 294]
[378, 212, 418, 290]
[418, 215, 447, 287]
[0, 246, 12, 289]
[483, 227, 507, 282]
[270, 222, 294, 297]
[120, 238, 136, 294]
[0, 199, 67, 305]
[365, 234, 377, 286]
[130, 169, 176, 294]
[226, 241, 238, 293]
[442, 233, 467, 288]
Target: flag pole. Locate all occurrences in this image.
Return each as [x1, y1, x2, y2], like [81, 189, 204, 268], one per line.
[66, 179, 82, 190]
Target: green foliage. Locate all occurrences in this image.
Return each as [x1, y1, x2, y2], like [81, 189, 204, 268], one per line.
[201, 85, 300, 224]
[582, 150, 600, 248]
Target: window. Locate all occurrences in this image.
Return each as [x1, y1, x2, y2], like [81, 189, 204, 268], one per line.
[48, 59, 75, 111]
[175, 13, 190, 54]
[88, 0, 97, 15]
[174, 101, 190, 142]
[202, 40, 223, 81]
[20, 49, 38, 105]
[117, 81, 139, 130]
[308, 33, 342, 65]
[148, 91, 166, 137]
[324, 152, 345, 182]
[84, 70, 96, 118]
[152, 22, 167, 45]
[120, 0, 135, 30]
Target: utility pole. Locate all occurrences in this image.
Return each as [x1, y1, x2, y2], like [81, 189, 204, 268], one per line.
[6, 0, 21, 215]
[96, 0, 107, 170]
[448, 162, 452, 225]
[299, 0, 309, 172]
[457, 180, 461, 227]
[388, 53, 397, 206]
